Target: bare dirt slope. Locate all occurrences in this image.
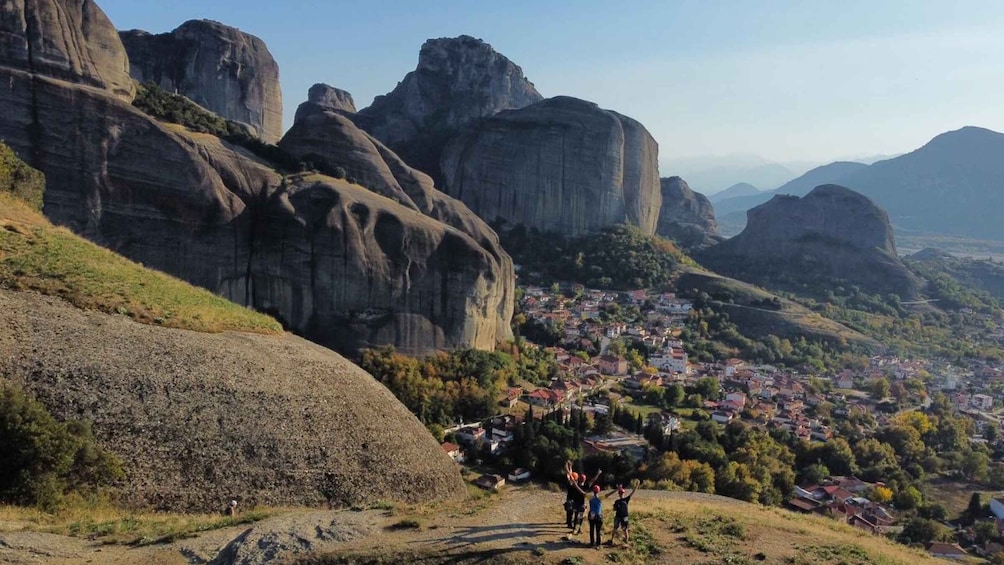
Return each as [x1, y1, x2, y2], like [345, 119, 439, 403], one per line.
[0, 486, 945, 565]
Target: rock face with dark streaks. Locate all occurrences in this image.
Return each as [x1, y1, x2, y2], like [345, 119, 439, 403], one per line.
[352, 35, 543, 180]
[119, 19, 283, 142]
[0, 0, 133, 100]
[439, 96, 662, 237]
[0, 0, 513, 356]
[700, 184, 920, 297]
[656, 176, 721, 250]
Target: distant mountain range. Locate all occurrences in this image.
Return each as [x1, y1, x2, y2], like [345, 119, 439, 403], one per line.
[660, 154, 810, 195]
[709, 182, 760, 203]
[713, 127, 1004, 241]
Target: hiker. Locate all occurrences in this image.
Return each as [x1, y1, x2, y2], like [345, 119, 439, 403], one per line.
[608, 480, 638, 545]
[564, 461, 602, 537]
[587, 484, 603, 548]
[225, 499, 238, 516]
[564, 467, 579, 528]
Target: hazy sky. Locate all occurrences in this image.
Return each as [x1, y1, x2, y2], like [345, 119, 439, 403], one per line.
[99, 0, 1004, 165]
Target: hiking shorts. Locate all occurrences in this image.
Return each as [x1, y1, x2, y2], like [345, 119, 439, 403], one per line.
[614, 515, 629, 529]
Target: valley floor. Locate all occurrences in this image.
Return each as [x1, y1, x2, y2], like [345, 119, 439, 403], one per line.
[0, 486, 946, 565]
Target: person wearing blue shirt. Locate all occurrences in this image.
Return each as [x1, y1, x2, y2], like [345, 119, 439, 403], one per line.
[587, 484, 604, 547]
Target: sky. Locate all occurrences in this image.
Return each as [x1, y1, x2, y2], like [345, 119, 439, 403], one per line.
[98, 0, 1004, 173]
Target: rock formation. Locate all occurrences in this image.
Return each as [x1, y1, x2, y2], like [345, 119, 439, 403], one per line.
[294, 83, 356, 121]
[120, 19, 283, 142]
[0, 0, 133, 100]
[0, 0, 513, 355]
[700, 185, 920, 297]
[656, 176, 720, 250]
[352, 35, 543, 180]
[0, 289, 465, 511]
[440, 96, 662, 237]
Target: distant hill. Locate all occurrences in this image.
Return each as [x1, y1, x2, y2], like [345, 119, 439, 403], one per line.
[838, 126, 1004, 240]
[709, 182, 759, 203]
[713, 127, 1004, 241]
[661, 154, 799, 195]
[713, 161, 868, 219]
[699, 185, 921, 299]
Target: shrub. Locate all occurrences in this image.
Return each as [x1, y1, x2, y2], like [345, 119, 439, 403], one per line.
[0, 142, 45, 210]
[0, 383, 123, 510]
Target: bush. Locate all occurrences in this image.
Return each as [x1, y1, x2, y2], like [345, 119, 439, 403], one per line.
[131, 82, 303, 172]
[0, 383, 123, 510]
[0, 142, 45, 210]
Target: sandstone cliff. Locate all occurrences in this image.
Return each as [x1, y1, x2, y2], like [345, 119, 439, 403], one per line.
[656, 176, 721, 250]
[0, 290, 465, 511]
[0, 0, 133, 100]
[120, 19, 283, 142]
[440, 96, 662, 237]
[699, 184, 920, 297]
[352, 35, 542, 180]
[0, 0, 513, 355]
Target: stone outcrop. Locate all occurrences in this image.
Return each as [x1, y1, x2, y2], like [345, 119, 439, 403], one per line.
[294, 83, 356, 121]
[0, 0, 513, 356]
[0, 0, 133, 100]
[656, 176, 720, 250]
[119, 19, 283, 142]
[352, 35, 543, 180]
[700, 184, 920, 297]
[0, 290, 465, 511]
[439, 96, 662, 237]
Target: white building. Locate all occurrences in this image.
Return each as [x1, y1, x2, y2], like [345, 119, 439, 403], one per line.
[972, 394, 994, 411]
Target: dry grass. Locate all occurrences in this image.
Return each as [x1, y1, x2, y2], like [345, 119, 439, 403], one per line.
[0, 193, 281, 335]
[0, 495, 277, 546]
[923, 477, 995, 518]
[633, 496, 941, 565]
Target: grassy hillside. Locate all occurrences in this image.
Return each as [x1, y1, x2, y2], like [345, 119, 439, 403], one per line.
[0, 192, 281, 334]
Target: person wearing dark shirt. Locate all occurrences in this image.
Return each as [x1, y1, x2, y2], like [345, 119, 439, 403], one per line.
[564, 471, 580, 528]
[564, 460, 602, 537]
[608, 481, 638, 545]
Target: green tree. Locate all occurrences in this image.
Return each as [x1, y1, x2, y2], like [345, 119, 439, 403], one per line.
[894, 485, 923, 510]
[962, 450, 990, 482]
[965, 492, 984, 525]
[593, 411, 612, 436]
[869, 377, 891, 400]
[0, 142, 45, 210]
[899, 517, 948, 545]
[0, 385, 123, 510]
[664, 384, 685, 408]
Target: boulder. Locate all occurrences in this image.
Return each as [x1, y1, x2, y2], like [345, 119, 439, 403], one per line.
[0, 289, 465, 511]
[656, 176, 721, 250]
[440, 96, 662, 237]
[699, 184, 920, 297]
[294, 83, 356, 121]
[352, 35, 542, 180]
[0, 0, 133, 100]
[120, 19, 283, 142]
